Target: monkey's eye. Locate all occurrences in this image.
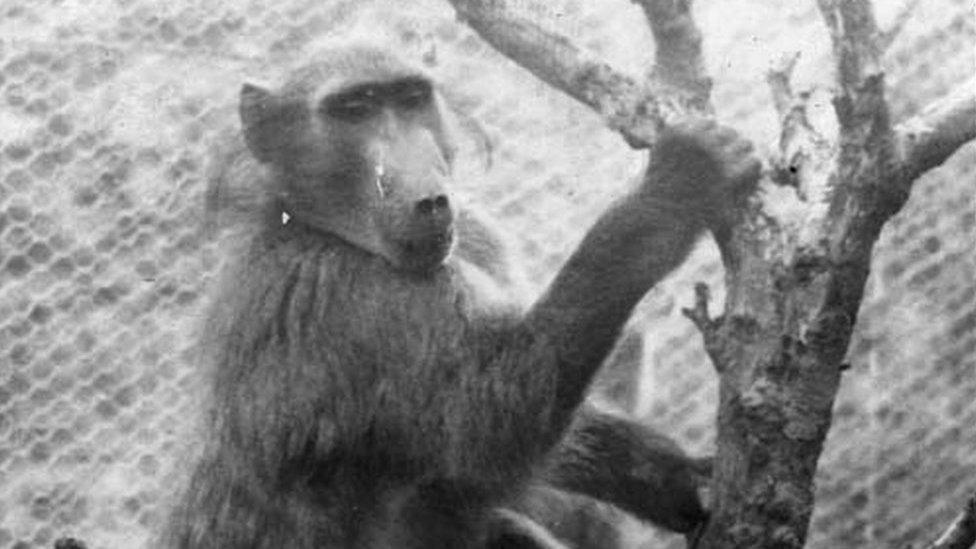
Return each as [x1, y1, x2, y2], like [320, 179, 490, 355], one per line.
[324, 89, 381, 122]
[390, 78, 432, 111]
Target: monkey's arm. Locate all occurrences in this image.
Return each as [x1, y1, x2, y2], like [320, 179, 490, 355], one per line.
[540, 405, 711, 533]
[525, 124, 758, 418]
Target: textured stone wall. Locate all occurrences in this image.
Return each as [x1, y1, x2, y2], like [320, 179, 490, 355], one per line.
[0, 1, 971, 548]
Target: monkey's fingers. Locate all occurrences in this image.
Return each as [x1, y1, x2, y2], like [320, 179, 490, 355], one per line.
[681, 122, 762, 192]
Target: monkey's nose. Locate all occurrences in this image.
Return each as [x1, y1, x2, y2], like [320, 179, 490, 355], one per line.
[415, 194, 450, 216]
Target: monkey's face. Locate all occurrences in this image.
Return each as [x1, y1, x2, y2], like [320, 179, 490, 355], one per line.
[240, 61, 460, 274]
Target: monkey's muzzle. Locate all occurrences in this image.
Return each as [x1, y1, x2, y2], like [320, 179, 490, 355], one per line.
[395, 228, 455, 273]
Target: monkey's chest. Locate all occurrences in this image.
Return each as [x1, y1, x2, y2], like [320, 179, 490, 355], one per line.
[243, 240, 518, 478]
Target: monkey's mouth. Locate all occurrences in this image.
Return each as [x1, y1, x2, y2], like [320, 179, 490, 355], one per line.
[396, 229, 455, 272]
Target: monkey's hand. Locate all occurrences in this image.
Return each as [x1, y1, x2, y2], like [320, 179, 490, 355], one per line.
[642, 119, 761, 237]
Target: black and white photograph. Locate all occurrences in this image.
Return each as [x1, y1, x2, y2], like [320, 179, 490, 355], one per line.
[0, 1, 973, 547]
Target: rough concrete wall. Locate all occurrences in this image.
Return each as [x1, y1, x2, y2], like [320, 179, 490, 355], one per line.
[0, 1, 971, 548]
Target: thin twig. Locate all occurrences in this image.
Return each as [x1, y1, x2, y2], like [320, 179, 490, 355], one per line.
[681, 283, 724, 372]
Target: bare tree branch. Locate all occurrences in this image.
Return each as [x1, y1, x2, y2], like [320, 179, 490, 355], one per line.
[925, 493, 976, 549]
[896, 79, 976, 183]
[633, 0, 712, 110]
[816, 0, 901, 263]
[449, 0, 682, 148]
[878, 0, 920, 51]
[817, 0, 883, 109]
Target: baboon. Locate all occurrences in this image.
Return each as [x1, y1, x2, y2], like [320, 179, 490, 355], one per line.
[164, 43, 758, 548]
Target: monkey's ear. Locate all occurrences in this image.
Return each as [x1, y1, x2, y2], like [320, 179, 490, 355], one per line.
[240, 83, 303, 165]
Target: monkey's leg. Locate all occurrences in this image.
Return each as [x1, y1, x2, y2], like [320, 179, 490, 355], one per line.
[492, 407, 709, 548]
[540, 405, 711, 534]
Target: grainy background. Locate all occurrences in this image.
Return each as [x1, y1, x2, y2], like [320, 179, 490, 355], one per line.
[0, 1, 972, 548]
